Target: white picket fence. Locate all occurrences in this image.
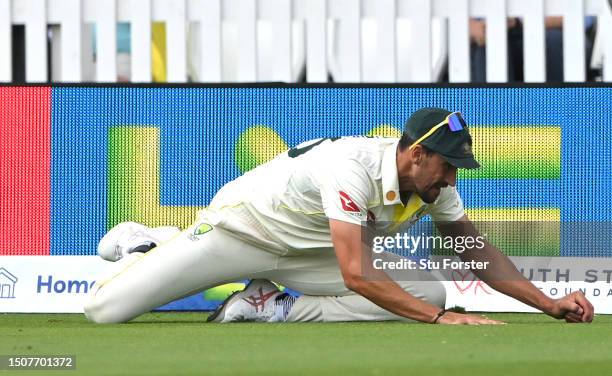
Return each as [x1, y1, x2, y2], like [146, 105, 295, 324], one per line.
[1, 0, 611, 83]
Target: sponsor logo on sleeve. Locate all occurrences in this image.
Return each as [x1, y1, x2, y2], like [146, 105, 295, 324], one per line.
[339, 191, 361, 213]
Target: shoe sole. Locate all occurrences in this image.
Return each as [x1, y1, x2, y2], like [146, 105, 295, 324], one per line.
[206, 280, 256, 323]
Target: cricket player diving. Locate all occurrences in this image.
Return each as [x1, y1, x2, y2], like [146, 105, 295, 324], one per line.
[84, 107, 594, 325]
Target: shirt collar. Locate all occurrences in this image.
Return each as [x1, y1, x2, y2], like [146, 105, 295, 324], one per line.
[382, 140, 402, 206]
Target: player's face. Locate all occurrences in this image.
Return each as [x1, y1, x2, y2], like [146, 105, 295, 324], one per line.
[399, 149, 457, 203]
[415, 153, 457, 203]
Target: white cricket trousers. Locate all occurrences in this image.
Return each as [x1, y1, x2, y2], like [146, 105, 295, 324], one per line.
[84, 223, 446, 323]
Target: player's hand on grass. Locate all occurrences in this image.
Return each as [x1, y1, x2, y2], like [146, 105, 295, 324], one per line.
[436, 311, 505, 325]
[547, 290, 594, 323]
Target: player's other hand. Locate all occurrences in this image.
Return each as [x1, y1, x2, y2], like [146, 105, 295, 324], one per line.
[548, 290, 594, 323]
[436, 312, 505, 325]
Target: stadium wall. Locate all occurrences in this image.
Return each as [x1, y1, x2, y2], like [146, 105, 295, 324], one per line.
[1, 85, 611, 313]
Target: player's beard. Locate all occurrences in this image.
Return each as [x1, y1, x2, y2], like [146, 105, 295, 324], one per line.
[417, 185, 441, 204]
[399, 177, 442, 204]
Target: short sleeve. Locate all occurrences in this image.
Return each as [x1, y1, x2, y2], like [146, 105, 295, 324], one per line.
[319, 159, 374, 226]
[429, 186, 465, 222]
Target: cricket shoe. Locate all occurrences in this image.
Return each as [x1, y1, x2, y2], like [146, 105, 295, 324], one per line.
[98, 222, 180, 262]
[207, 279, 284, 323]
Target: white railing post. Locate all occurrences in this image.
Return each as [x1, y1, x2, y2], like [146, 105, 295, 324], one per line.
[234, 0, 258, 81]
[166, 0, 187, 82]
[60, 0, 83, 82]
[131, 0, 152, 82]
[197, 0, 222, 82]
[0, 0, 11, 81]
[485, 0, 508, 82]
[373, 0, 396, 82]
[266, 0, 293, 82]
[522, 0, 546, 82]
[407, 0, 432, 82]
[448, 0, 470, 82]
[25, 0, 48, 82]
[96, 0, 117, 82]
[329, 0, 361, 82]
[301, 0, 327, 82]
[563, 0, 586, 82]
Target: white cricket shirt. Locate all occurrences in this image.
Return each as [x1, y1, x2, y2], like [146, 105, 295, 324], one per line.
[201, 137, 465, 255]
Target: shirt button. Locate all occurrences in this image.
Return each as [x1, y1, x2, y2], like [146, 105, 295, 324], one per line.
[386, 191, 396, 201]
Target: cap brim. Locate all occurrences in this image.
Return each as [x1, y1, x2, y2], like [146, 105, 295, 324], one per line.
[442, 155, 481, 169]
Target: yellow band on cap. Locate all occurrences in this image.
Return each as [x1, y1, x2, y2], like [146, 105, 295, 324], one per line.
[408, 112, 458, 150]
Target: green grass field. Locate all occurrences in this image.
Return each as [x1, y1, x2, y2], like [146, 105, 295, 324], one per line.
[2, 313, 612, 375]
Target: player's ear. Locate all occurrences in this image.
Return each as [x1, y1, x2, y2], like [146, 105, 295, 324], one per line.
[411, 145, 424, 165]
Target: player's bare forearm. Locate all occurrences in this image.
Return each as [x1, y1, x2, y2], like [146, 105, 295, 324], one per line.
[436, 215, 596, 322]
[329, 219, 503, 324]
[329, 219, 440, 322]
[461, 240, 594, 322]
[347, 270, 442, 323]
[436, 216, 554, 313]
[464, 240, 554, 314]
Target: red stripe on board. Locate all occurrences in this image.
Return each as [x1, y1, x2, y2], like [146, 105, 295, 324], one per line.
[0, 87, 51, 255]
